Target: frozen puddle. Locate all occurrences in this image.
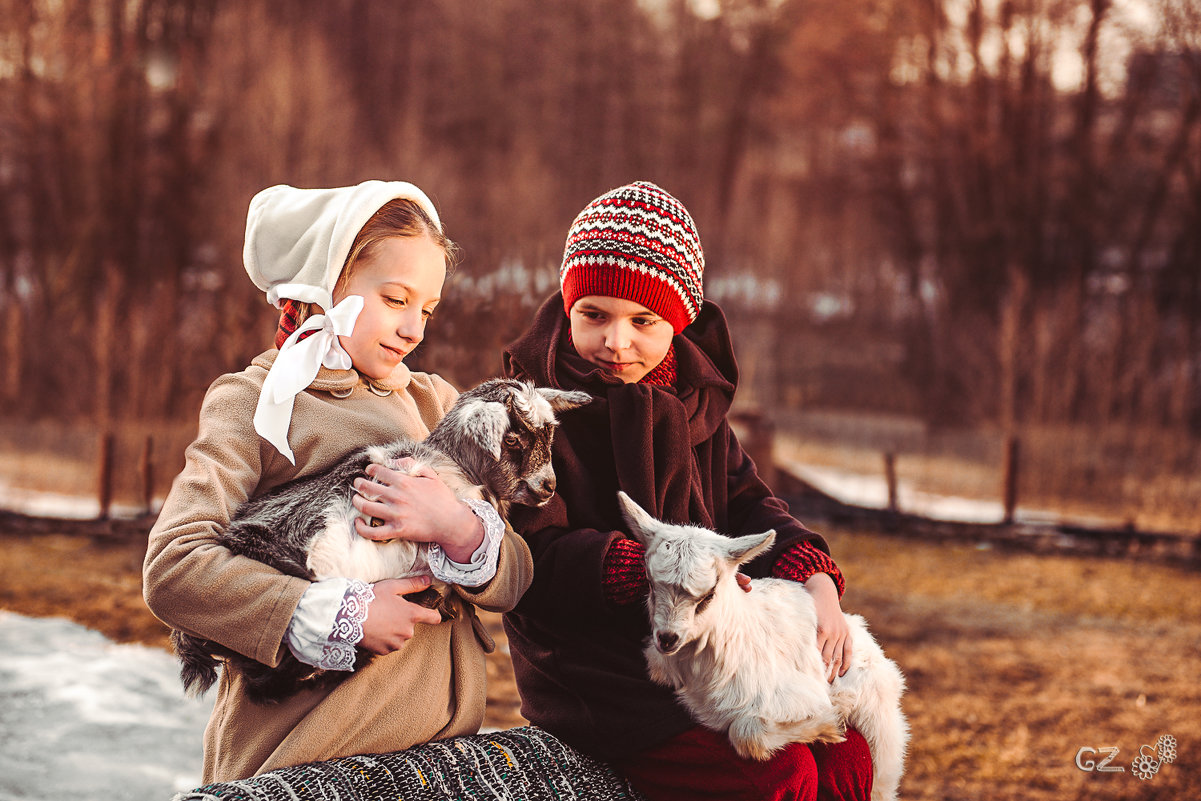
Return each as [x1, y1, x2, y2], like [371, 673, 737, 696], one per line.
[0, 611, 212, 801]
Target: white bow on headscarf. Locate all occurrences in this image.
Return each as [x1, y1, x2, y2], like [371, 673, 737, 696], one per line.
[253, 293, 364, 464]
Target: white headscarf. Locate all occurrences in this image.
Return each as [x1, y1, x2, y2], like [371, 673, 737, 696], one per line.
[243, 180, 442, 463]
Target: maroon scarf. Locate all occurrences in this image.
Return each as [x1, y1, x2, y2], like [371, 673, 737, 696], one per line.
[563, 327, 678, 387]
[505, 293, 737, 532]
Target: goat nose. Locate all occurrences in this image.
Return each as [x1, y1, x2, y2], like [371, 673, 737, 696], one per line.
[657, 632, 679, 653]
[528, 475, 555, 498]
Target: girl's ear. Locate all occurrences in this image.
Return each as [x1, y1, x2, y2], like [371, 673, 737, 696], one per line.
[616, 491, 657, 546]
[724, 530, 777, 567]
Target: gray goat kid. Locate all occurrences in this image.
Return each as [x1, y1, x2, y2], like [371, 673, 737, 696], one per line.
[617, 491, 908, 801]
[171, 379, 589, 704]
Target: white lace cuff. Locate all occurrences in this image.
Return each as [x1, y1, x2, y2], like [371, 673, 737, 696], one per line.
[426, 499, 504, 588]
[285, 578, 375, 671]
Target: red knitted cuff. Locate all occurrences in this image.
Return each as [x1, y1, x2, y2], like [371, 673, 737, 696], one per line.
[603, 537, 649, 606]
[772, 541, 846, 598]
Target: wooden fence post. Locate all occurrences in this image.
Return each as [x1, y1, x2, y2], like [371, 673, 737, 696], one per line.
[97, 430, 115, 520]
[730, 408, 777, 488]
[139, 435, 155, 515]
[883, 452, 899, 513]
[1002, 434, 1021, 525]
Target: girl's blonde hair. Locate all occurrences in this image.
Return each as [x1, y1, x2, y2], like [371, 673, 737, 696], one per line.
[334, 197, 459, 293]
[281, 198, 460, 337]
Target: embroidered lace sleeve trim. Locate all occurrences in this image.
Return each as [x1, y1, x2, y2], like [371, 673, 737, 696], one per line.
[427, 499, 504, 587]
[317, 579, 375, 671]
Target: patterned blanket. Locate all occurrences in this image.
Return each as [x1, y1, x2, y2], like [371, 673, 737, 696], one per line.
[173, 726, 646, 801]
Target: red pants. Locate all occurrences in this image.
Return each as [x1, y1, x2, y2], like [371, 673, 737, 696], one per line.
[611, 726, 874, 801]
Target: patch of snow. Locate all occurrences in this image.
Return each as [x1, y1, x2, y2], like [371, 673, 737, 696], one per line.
[782, 461, 1123, 529]
[0, 481, 152, 520]
[0, 611, 212, 801]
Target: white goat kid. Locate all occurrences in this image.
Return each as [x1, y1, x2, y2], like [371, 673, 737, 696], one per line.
[617, 491, 908, 801]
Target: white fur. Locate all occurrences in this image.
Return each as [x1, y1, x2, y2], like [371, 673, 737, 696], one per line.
[522, 391, 558, 428]
[451, 399, 511, 460]
[306, 509, 425, 583]
[619, 492, 909, 801]
[305, 453, 483, 587]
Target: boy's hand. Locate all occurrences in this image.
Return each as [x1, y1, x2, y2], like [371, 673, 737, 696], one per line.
[804, 572, 852, 682]
[359, 577, 443, 655]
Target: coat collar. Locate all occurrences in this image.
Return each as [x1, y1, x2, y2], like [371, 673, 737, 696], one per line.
[252, 350, 412, 394]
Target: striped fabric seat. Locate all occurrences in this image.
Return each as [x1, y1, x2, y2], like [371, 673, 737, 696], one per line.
[174, 726, 646, 801]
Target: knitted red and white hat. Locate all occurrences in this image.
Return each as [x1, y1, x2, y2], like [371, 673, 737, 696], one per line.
[560, 181, 704, 334]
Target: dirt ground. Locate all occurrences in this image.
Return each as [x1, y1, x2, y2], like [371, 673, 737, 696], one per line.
[2, 524, 1197, 800]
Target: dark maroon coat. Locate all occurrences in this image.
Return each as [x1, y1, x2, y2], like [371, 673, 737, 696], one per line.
[501, 292, 832, 761]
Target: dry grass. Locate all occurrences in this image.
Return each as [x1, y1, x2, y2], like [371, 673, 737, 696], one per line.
[828, 529, 1201, 800]
[2, 524, 1197, 800]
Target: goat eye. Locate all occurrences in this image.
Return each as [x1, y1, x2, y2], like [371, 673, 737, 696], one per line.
[503, 432, 521, 449]
[695, 589, 716, 614]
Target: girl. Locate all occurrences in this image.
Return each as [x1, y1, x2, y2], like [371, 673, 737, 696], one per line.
[143, 180, 533, 783]
[502, 182, 874, 801]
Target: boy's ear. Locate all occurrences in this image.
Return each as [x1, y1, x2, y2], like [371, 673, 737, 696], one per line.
[458, 400, 510, 460]
[724, 530, 776, 566]
[616, 491, 657, 546]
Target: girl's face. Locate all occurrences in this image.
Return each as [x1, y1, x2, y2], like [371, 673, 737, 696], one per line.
[332, 234, 447, 381]
[568, 295, 674, 383]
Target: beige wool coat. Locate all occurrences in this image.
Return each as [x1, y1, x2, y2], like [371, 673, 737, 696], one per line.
[143, 351, 534, 783]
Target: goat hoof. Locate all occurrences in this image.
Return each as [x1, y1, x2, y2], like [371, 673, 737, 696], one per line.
[404, 587, 445, 611]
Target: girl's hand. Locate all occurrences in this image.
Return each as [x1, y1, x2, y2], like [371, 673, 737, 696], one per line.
[351, 458, 485, 563]
[804, 572, 852, 682]
[359, 577, 444, 655]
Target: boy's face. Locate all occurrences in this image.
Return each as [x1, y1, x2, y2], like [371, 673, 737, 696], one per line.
[332, 234, 446, 382]
[568, 295, 675, 383]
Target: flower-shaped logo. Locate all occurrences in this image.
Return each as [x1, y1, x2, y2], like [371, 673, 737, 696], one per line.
[1131, 734, 1177, 781]
[1156, 734, 1178, 764]
[1131, 747, 1160, 781]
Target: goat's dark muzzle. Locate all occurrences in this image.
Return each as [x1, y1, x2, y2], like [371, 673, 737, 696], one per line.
[656, 632, 681, 654]
[523, 476, 557, 506]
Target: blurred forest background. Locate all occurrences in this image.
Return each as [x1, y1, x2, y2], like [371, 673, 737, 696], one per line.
[1, 0, 1199, 531]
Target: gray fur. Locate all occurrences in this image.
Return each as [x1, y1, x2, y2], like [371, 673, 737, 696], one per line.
[172, 378, 589, 704]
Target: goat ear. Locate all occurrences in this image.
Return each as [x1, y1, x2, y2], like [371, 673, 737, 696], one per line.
[724, 530, 776, 566]
[616, 491, 657, 545]
[538, 387, 592, 413]
[458, 399, 511, 460]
